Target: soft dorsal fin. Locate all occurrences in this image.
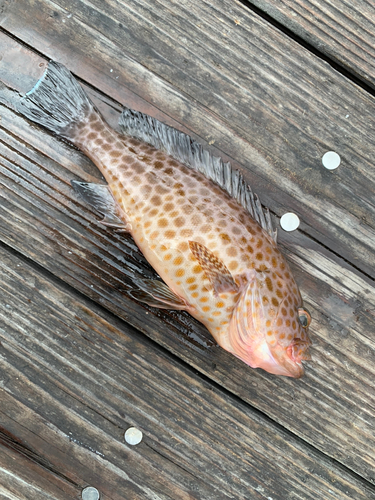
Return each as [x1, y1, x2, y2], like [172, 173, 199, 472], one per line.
[188, 241, 239, 296]
[119, 109, 277, 243]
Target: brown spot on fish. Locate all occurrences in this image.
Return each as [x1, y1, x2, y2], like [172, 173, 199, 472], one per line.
[202, 306, 210, 312]
[216, 301, 225, 308]
[174, 217, 185, 227]
[277, 317, 283, 326]
[177, 242, 189, 252]
[200, 297, 209, 303]
[226, 247, 237, 257]
[182, 204, 194, 214]
[176, 268, 185, 277]
[276, 289, 283, 299]
[193, 264, 203, 274]
[265, 276, 273, 292]
[272, 297, 279, 307]
[164, 253, 172, 261]
[164, 202, 174, 211]
[110, 150, 122, 158]
[150, 231, 159, 239]
[281, 307, 287, 316]
[133, 162, 146, 174]
[228, 261, 238, 271]
[189, 284, 198, 291]
[158, 218, 168, 228]
[173, 256, 183, 266]
[263, 296, 269, 304]
[165, 230, 176, 239]
[186, 276, 196, 284]
[154, 161, 164, 169]
[200, 224, 211, 233]
[181, 229, 194, 238]
[256, 252, 263, 260]
[156, 185, 169, 195]
[192, 292, 199, 298]
[219, 233, 231, 244]
[151, 195, 162, 205]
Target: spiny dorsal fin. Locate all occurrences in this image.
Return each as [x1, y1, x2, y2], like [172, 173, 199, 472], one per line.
[119, 109, 277, 243]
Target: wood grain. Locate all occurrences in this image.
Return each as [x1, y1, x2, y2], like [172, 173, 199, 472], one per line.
[245, 0, 375, 88]
[1, 0, 375, 279]
[0, 36, 375, 490]
[1, 244, 372, 499]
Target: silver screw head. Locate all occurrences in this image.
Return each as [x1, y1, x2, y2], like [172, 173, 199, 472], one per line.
[124, 427, 143, 445]
[82, 486, 100, 500]
[280, 212, 300, 232]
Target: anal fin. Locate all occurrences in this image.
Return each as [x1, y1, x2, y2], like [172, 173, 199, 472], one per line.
[71, 180, 129, 230]
[189, 241, 239, 295]
[128, 278, 187, 310]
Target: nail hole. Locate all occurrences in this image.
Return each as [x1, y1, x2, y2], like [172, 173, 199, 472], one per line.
[280, 213, 300, 232]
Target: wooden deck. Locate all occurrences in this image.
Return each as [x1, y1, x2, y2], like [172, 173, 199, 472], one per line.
[0, 0, 374, 498]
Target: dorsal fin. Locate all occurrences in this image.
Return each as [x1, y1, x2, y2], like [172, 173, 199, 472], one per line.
[119, 109, 277, 243]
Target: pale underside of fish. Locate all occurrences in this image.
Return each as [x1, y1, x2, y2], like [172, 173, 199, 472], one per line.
[17, 62, 312, 378]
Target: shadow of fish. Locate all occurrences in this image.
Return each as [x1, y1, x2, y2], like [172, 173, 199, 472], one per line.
[17, 62, 311, 377]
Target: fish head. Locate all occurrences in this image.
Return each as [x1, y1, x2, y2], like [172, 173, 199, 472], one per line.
[227, 268, 312, 378]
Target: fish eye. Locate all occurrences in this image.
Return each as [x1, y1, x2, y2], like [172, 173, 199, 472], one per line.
[298, 307, 311, 328]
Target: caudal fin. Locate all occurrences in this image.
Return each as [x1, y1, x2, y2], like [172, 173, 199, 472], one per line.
[16, 61, 94, 141]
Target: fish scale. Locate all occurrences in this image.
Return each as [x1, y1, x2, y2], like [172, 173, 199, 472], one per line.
[17, 61, 312, 378]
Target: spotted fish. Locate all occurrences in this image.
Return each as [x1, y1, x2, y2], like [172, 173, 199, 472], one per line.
[17, 62, 312, 377]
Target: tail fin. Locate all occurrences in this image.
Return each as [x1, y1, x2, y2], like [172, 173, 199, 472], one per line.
[16, 61, 94, 140]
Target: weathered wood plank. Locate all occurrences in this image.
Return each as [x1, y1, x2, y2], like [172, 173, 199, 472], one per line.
[246, 0, 375, 88]
[1, 245, 372, 500]
[0, 35, 375, 486]
[1, 0, 375, 279]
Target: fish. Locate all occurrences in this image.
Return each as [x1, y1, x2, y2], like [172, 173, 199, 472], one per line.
[16, 61, 312, 378]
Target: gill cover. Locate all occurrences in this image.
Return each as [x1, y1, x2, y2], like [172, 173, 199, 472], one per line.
[227, 272, 308, 378]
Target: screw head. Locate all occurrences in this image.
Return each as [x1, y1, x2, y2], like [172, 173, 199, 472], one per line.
[124, 427, 143, 445]
[82, 486, 100, 500]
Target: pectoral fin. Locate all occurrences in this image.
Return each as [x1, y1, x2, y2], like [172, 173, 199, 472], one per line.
[128, 278, 187, 310]
[188, 241, 239, 295]
[71, 180, 129, 229]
